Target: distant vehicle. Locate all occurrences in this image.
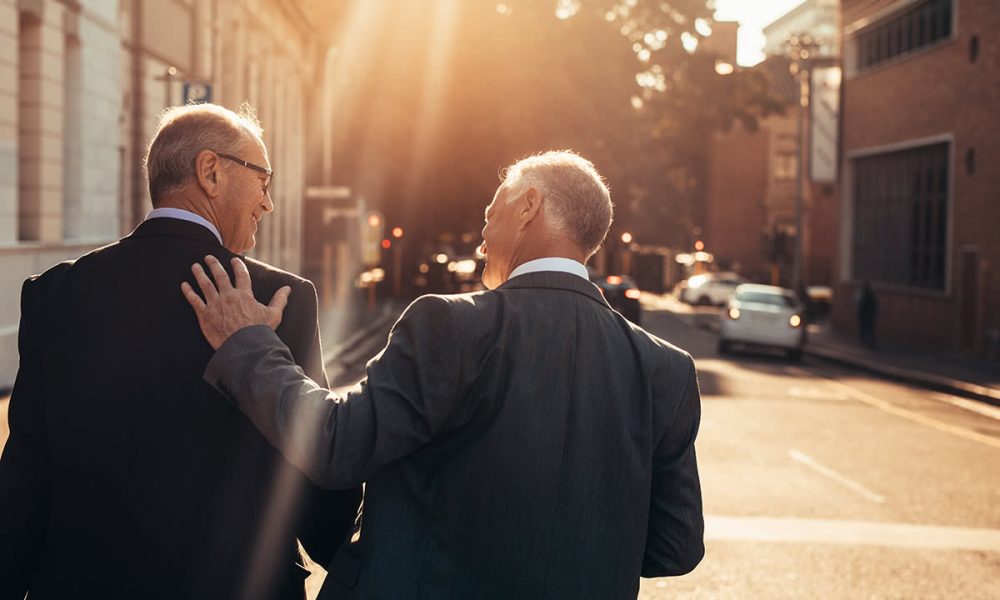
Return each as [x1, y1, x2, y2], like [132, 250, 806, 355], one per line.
[679, 272, 747, 306]
[718, 284, 806, 361]
[592, 274, 642, 324]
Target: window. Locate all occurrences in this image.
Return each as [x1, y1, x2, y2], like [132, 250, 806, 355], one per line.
[856, 0, 952, 72]
[774, 154, 798, 180]
[851, 142, 948, 290]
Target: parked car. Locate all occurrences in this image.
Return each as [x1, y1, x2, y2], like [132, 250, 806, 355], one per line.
[718, 284, 806, 361]
[592, 274, 642, 324]
[679, 272, 747, 306]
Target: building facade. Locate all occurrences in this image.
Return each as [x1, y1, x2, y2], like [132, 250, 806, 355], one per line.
[835, 0, 999, 354]
[0, 0, 333, 389]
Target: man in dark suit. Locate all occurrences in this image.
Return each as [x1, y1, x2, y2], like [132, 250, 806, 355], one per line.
[0, 103, 360, 599]
[183, 151, 704, 599]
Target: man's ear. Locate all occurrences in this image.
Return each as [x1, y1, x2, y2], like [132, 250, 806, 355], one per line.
[194, 150, 223, 199]
[517, 187, 543, 228]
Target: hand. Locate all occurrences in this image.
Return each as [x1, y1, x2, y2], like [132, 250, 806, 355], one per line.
[181, 255, 291, 350]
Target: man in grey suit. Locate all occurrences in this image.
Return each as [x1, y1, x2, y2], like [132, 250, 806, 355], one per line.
[182, 150, 704, 598]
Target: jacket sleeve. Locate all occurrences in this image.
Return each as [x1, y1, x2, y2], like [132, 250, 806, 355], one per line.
[0, 278, 50, 598]
[204, 295, 464, 490]
[276, 280, 362, 565]
[642, 354, 705, 578]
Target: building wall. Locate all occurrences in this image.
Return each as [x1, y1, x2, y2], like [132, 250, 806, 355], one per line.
[0, 0, 121, 390]
[763, 0, 841, 58]
[703, 123, 769, 279]
[0, 0, 326, 389]
[835, 0, 1000, 352]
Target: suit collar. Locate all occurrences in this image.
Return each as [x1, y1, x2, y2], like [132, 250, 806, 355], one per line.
[498, 271, 610, 308]
[127, 217, 226, 249]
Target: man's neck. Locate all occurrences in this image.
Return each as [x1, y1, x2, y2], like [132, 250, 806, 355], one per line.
[155, 195, 221, 232]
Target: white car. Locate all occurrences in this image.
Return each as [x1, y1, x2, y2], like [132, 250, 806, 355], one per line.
[679, 273, 747, 306]
[718, 284, 805, 361]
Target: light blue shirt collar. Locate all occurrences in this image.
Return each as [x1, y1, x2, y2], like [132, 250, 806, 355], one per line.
[144, 208, 223, 245]
[509, 257, 589, 281]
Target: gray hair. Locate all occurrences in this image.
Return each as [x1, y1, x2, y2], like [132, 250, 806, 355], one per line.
[501, 150, 613, 256]
[144, 102, 264, 205]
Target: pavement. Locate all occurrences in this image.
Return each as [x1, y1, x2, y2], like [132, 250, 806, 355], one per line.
[644, 292, 1000, 407]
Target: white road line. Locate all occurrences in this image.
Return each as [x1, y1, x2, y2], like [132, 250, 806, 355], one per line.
[788, 365, 1000, 451]
[788, 449, 886, 504]
[929, 391, 1000, 422]
[705, 515, 1000, 552]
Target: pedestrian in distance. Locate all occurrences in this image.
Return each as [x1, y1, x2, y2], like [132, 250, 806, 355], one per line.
[857, 280, 879, 349]
[0, 103, 361, 600]
[181, 150, 705, 599]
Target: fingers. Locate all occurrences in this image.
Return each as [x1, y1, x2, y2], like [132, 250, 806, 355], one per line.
[180, 281, 206, 313]
[232, 257, 252, 292]
[191, 263, 219, 301]
[204, 255, 234, 292]
[269, 286, 291, 313]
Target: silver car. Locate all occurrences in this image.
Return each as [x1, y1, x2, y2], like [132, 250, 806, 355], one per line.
[718, 284, 805, 361]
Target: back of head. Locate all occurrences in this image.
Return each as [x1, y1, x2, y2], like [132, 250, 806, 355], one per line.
[501, 150, 614, 257]
[144, 103, 263, 206]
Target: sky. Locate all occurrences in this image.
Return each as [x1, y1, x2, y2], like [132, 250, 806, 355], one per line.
[714, 0, 807, 66]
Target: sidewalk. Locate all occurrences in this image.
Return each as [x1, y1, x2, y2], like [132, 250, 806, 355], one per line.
[805, 325, 1000, 406]
[647, 293, 1000, 406]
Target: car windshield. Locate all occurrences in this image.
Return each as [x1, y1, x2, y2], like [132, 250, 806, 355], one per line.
[736, 291, 796, 307]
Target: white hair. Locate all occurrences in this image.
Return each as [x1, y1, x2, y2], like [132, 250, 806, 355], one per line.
[144, 102, 264, 205]
[500, 150, 614, 256]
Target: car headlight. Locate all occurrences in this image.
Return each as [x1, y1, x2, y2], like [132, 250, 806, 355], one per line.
[727, 307, 741, 320]
[624, 289, 641, 300]
[789, 314, 802, 328]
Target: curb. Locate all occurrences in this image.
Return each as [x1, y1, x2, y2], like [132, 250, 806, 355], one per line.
[684, 309, 1000, 407]
[804, 344, 1000, 407]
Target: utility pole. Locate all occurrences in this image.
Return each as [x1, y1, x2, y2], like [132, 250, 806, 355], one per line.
[784, 34, 822, 294]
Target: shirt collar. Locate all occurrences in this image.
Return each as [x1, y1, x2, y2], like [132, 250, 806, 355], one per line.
[144, 208, 223, 245]
[509, 257, 589, 281]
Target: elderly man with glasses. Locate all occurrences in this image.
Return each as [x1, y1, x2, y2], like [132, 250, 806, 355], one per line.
[0, 103, 361, 599]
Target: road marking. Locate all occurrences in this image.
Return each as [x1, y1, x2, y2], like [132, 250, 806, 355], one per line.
[787, 386, 850, 401]
[705, 515, 1000, 552]
[788, 365, 1000, 451]
[788, 449, 886, 504]
[929, 391, 1000, 422]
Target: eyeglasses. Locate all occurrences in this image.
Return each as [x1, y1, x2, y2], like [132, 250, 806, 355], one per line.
[217, 153, 273, 195]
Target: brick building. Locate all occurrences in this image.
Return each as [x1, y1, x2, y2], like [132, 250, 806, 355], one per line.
[703, 1, 840, 287]
[835, 0, 999, 354]
[0, 0, 339, 388]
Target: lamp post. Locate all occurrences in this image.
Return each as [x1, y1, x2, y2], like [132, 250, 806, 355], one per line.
[783, 34, 822, 295]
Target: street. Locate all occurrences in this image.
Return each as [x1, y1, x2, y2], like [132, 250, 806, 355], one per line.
[637, 300, 1000, 599]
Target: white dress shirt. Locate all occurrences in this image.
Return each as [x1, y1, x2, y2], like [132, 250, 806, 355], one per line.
[508, 257, 589, 281]
[144, 207, 223, 245]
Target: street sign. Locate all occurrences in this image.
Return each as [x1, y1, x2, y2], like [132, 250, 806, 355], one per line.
[183, 81, 213, 104]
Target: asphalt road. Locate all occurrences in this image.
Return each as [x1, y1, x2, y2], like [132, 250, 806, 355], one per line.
[636, 300, 1000, 599]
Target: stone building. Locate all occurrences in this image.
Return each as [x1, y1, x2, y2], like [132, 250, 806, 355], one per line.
[0, 0, 338, 388]
[835, 0, 999, 354]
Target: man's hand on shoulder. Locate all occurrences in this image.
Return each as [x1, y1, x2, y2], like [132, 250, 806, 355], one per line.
[181, 255, 291, 350]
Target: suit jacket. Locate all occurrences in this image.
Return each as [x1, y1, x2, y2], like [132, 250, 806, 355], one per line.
[205, 271, 704, 599]
[0, 218, 362, 600]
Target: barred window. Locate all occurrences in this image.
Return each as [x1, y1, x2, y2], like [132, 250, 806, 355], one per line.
[851, 142, 948, 291]
[856, 0, 952, 72]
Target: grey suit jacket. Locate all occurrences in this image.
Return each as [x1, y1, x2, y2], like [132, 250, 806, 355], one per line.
[206, 271, 704, 599]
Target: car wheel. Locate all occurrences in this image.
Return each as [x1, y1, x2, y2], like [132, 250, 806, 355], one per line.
[786, 348, 802, 362]
[718, 339, 730, 355]
[697, 295, 712, 306]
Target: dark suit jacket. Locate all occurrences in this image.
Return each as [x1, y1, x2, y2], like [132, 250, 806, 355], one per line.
[0, 218, 361, 600]
[205, 271, 704, 599]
